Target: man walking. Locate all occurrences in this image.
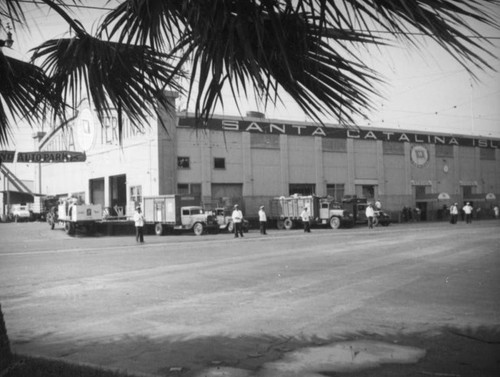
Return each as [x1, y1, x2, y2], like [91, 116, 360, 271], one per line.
[133, 206, 145, 243]
[301, 207, 311, 233]
[463, 202, 473, 224]
[258, 205, 267, 235]
[449, 203, 459, 224]
[232, 204, 244, 238]
[365, 203, 375, 229]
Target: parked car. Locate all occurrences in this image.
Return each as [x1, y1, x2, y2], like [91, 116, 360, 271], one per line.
[10, 204, 31, 222]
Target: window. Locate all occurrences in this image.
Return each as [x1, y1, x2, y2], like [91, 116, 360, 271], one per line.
[289, 184, 315, 196]
[130, 185, 142, 207]
[322, 138, 347, 152]
[177, 183, 201, 195]
[355, 184, 375, 199]
[251, 133, 280, 149]
[383, 142, 404, 155]
[177, 156, 190, 169]
[214, 157, 225, 169]
[436, 145, 453, 158]
[480, 148, 495, 161]
[326, 184, 345, 201]
[462, 185, 473, 198]
[415, 185, 427, 198]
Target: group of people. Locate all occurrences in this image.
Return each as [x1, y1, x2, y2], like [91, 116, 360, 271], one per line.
[233, 203, 269, 237]
[449, 202, 474, 224]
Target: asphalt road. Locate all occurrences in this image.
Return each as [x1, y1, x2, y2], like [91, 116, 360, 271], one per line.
[1, 219, 499, 377]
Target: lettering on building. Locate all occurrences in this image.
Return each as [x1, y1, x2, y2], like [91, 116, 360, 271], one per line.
[178, 118, 499, 149]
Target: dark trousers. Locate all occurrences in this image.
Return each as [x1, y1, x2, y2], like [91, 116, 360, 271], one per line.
[465, 214, 472, 224]
[234, 222, 244, 237]
[367, 216, 374, 229]
[135, 226, 144, 243]
[303, 221, 311, 232]
[259, 221, 267, 234]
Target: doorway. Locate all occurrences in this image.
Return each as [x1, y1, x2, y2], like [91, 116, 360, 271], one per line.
[109, 174, 127, 215]
[416, 202, 427, 221]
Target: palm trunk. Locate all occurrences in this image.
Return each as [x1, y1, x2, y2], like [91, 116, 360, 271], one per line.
[0, 304, 13, 372]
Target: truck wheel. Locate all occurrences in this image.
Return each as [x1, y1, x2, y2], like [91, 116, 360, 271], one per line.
[227, 222, 234, 233]
[284, 218, 293, 230]
[155, 223, 164, 236]
[193, 222, 204, 236]
[276, 220, 285, 230]
[64, 222, 75, 235]
[330, 216, 341, 229]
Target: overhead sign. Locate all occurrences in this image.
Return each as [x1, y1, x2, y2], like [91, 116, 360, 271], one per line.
[178, 117, 500, 149]
[0, 150, 86, 163]
[0, 150, 16, 163]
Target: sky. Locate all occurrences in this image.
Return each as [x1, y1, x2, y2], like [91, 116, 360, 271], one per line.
[2, 0, 500, 157]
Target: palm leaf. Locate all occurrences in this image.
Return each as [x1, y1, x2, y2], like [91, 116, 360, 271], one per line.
[0, 51, 56, 145]
[99, 0, 499, 127]
[31, 33, 185, 139]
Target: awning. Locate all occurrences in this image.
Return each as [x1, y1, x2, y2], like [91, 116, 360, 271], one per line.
[486, 193, 496, 201]
[437, 192, 451, 200]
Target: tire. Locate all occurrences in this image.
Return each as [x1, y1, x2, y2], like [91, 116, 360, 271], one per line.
[284, 218, 294, 230]
[227, 221, 234, 233]
[330, 216, 341, 229]
[155, 223, 164, 236]
[64, 222, 74, 235]
[276, 220, 285, 230]
[193, 222, 204, 236]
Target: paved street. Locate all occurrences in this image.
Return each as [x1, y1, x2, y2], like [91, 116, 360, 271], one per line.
[1, 220, 499, 376]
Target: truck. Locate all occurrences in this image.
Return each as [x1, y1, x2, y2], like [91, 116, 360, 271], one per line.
[31, 195, 59, 221]
[143, 195, 219, 236]
[341, 196, 391, 226]
[48, 198, 102, 235]
[269, 195, 354, 230]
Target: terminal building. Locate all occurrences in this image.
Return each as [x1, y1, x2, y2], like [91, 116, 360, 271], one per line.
[32, 92, 500, 222]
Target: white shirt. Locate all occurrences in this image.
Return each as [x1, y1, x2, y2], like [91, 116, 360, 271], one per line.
[133, 211, 144, 227]
[301, 209, 310, 222]
[463, 205, 473, 215]
[258, 209, 267, 222]
[365, 206, 375, 217]
[232, 209, 243, 223]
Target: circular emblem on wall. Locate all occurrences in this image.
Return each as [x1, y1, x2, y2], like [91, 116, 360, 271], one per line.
[76, 107, 97, 151]
[410, 145, 429, 168]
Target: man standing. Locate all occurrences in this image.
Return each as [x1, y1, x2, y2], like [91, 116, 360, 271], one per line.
[301, 207, 311, 233]
[232, 204, 244, 238]
[449, 203, 459, 224]
[133, 206, 145, 243]
[258, 205, 267, 235]
[463, 202, 473, 224]
[365, 203, 375, 229]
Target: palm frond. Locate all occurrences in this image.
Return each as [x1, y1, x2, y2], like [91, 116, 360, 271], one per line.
[31, 33, 185, 140]
[99, 0, 499, 127]
[0, 51, 55, 145]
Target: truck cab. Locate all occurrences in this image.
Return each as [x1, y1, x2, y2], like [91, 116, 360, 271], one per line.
[179, 206, 218, 235]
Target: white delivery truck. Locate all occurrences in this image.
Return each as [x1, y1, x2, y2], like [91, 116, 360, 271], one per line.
[48, 198, 102, 235]
[142, 195, 219, 236]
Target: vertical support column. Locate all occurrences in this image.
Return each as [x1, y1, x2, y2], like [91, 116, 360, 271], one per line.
[429, 144, 437, 193]
[376, 140, 385, 197]
[280, 135, 289, 194]
[404, 143, 412, 195]
[346, 138, 355, 195]
[242, 132, 253, 196]
[157, 91, 178, 195]
[201, 130, 212, 199]
[314, 137, 325, 196]
[453, 145, 460, 196]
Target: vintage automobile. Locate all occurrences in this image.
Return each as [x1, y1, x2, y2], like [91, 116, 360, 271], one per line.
[10, 204, 31, 222]
[212, 207, 250, 233]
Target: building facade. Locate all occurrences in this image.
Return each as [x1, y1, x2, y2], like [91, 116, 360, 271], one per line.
[37, 93, 500, 222]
